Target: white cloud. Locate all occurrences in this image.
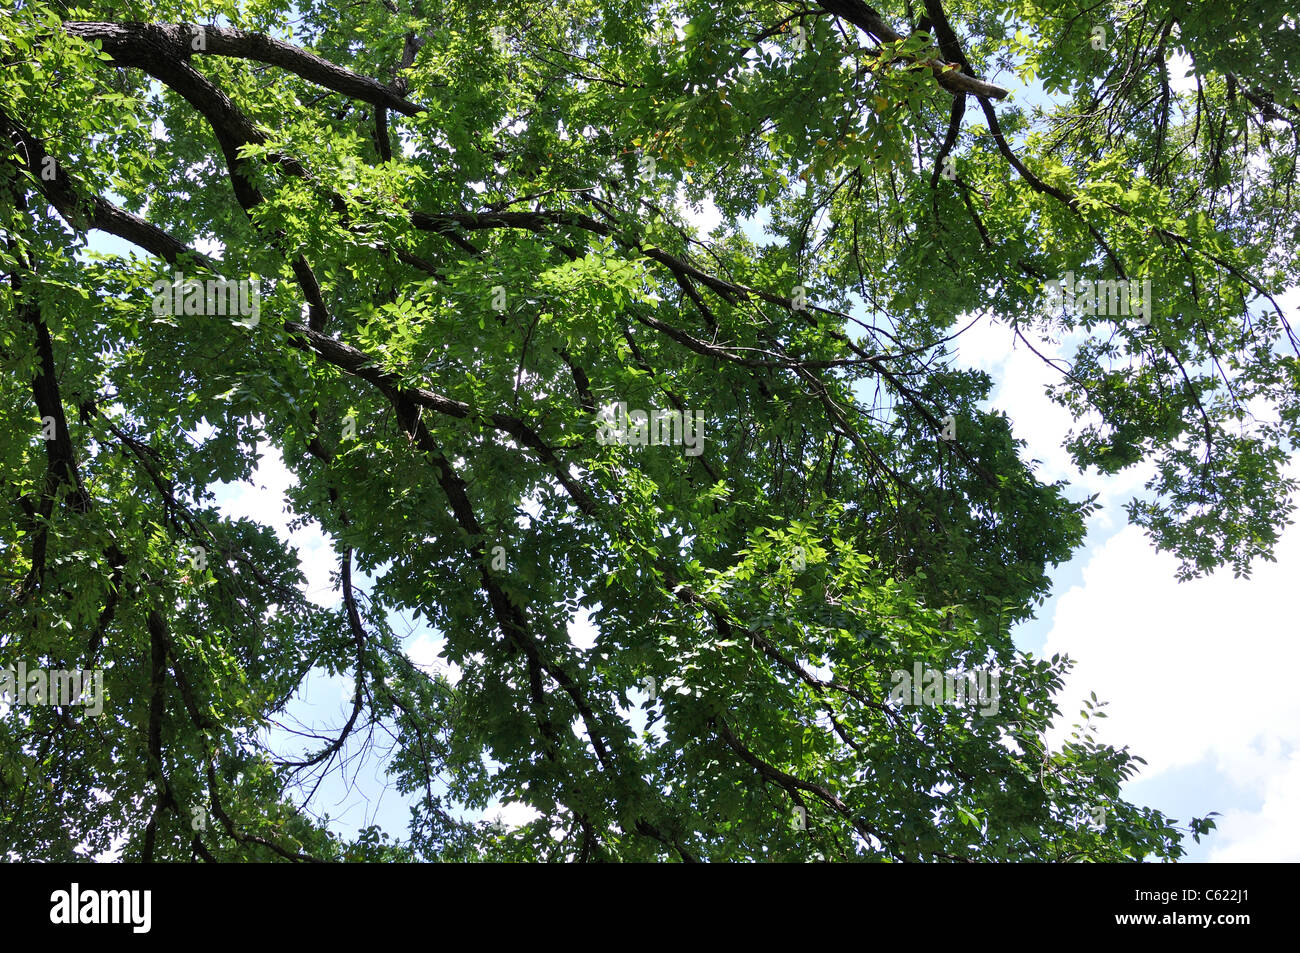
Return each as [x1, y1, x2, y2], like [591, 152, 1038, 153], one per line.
[1043, 519, 1300, 771]
[194, 236, 225, 259]
[1167, 50, 1197, 95]
[953, 314, 1154, 526]
[568, 604, 598, 650]
[953, 300, 1300, 861]
[1037, 509, 1300, 861]
[214, 443, 335, 605]
[405, 630, 441, 670]
[1207, 752, 1300, 862]
[405, 629, 461, 685]
[677, 190, 721, 235]
[485, 800, 541, 829]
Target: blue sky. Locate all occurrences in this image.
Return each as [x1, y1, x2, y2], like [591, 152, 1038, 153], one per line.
[952, 303, 1300, 863]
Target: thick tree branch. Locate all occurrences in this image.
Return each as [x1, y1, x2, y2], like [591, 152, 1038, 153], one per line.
[63, 22, 423, 115]
[815, 0, 1008, 98]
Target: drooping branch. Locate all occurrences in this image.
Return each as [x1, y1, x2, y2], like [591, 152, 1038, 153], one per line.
[57, 29, 333, 329]
[382, 392, 696, 860]
[0, 105, 219, 268]
[278, 548, 369, 772]
[2, 184, 90, 598]
[141, 609, 182, 862]
[283, 322, 602, 517]
[711, 714, 903, 855]
[62, 22, 424, 116]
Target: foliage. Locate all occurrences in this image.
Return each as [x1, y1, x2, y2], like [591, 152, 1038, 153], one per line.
[2, 0, 1292, 860]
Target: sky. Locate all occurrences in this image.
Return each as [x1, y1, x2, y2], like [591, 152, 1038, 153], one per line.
[953, 295, 1300, 863]
[946, 48, 1300, 863]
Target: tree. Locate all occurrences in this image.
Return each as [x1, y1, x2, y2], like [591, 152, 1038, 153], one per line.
[2, 0, 1291, 861]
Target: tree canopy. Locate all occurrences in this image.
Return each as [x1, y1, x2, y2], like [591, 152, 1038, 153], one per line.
[1, 0, 1294, 861]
